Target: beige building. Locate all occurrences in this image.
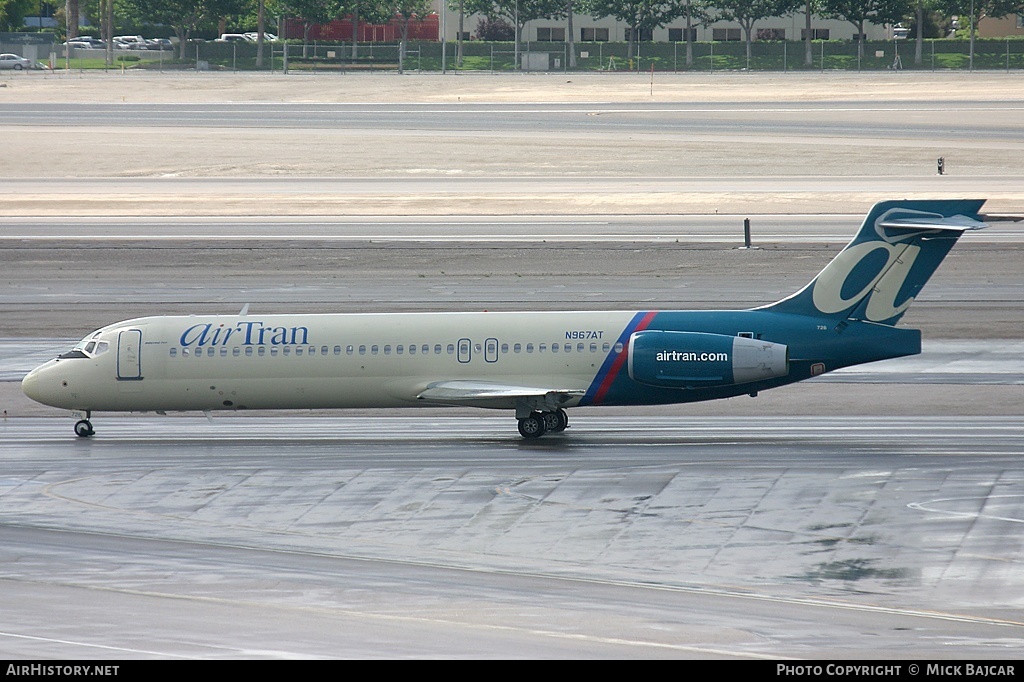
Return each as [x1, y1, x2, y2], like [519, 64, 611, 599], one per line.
[436, 4, 898, 42]
[979, 14, 1024, 37]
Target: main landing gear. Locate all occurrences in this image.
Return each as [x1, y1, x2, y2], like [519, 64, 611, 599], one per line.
[517, 408, 568, 439]
[74, 411, 95, 438]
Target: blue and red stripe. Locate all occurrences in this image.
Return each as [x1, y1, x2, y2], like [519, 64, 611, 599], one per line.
[580, 310, 657, 406]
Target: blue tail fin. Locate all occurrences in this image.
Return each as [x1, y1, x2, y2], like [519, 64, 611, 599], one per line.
[764, 199, 987, 326]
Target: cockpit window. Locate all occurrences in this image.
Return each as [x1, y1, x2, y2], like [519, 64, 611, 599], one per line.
[64, 336, 111, 359]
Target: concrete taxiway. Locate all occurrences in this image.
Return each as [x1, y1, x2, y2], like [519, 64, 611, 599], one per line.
[2, 415, 1024, 659]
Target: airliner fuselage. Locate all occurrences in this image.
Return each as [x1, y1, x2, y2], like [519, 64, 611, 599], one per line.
[21, 200, 990, 439]
[21, 308, 915, 415]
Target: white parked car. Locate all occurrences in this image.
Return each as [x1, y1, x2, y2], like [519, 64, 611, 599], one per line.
[0, 53, 32, 70]
[113, 35, 148, 50]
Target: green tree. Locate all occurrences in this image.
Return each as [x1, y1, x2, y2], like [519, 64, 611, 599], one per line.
[65, 0, 80, 37]
[464, 0, 566, 68]
[681, 0, 713, 67]
[282, 0, 344, 56]
[345, 0, 392, 59]
[475, 14, 513, 37]
[1, 0, 36, 30]
[128, 0, 247, 59]
[714, 0, 802, 64]
[564, 0, 576, 65]
[821, 0, 911, 60]
[801, 0, 821, 66]
[933, 0, 1024, 68]
[907, 0, 944, 65]
[443, 0, 467, 65]
[586, 0, 683, 68]
[385, 0, 432, 71]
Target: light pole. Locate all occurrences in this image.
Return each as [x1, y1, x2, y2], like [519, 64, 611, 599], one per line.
[969, 0, 975, 72]
[515, 0, 519, 70]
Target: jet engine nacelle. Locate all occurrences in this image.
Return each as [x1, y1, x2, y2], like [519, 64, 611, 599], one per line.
[627, 331, 789, 389]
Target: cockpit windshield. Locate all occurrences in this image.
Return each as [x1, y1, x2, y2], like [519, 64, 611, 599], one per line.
[59, 332, 110, 360]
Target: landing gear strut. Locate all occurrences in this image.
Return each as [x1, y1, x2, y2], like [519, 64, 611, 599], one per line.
[74, 412, 95, 438]
[517, 409, 568, 439]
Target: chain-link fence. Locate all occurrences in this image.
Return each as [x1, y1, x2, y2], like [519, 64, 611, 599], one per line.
[35, 37, 1024, 73]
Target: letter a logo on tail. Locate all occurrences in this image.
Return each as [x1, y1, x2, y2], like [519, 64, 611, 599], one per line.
[762, 200, 987, 326]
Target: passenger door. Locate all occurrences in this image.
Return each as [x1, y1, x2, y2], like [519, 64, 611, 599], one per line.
[117, 329, 143, 380]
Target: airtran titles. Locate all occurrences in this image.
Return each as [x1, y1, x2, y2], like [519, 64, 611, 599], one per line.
[180, 321, 310, 348]
[655, 350, 729, 363]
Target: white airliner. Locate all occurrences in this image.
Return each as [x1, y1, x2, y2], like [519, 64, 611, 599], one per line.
[21, 200, 990, 439]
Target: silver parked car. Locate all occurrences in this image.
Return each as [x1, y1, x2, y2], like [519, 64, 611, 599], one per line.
[65, 37, 106, 50]
[0, 53, 32, 70]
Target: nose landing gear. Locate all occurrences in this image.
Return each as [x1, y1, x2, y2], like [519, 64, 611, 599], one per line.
[74, 412, 95, 438]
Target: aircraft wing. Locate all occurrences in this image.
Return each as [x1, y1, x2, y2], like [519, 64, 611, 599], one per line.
[416, 380, 584, 414]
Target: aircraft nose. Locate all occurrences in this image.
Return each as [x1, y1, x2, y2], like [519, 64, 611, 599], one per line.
[22, 367, 46, 404]
[21, 362, 65, 408]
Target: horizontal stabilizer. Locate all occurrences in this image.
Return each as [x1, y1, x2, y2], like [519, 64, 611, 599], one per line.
[877, 214, 988, 233]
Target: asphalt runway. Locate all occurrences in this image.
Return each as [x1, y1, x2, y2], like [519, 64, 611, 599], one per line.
[2, 74, 1023, 659]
